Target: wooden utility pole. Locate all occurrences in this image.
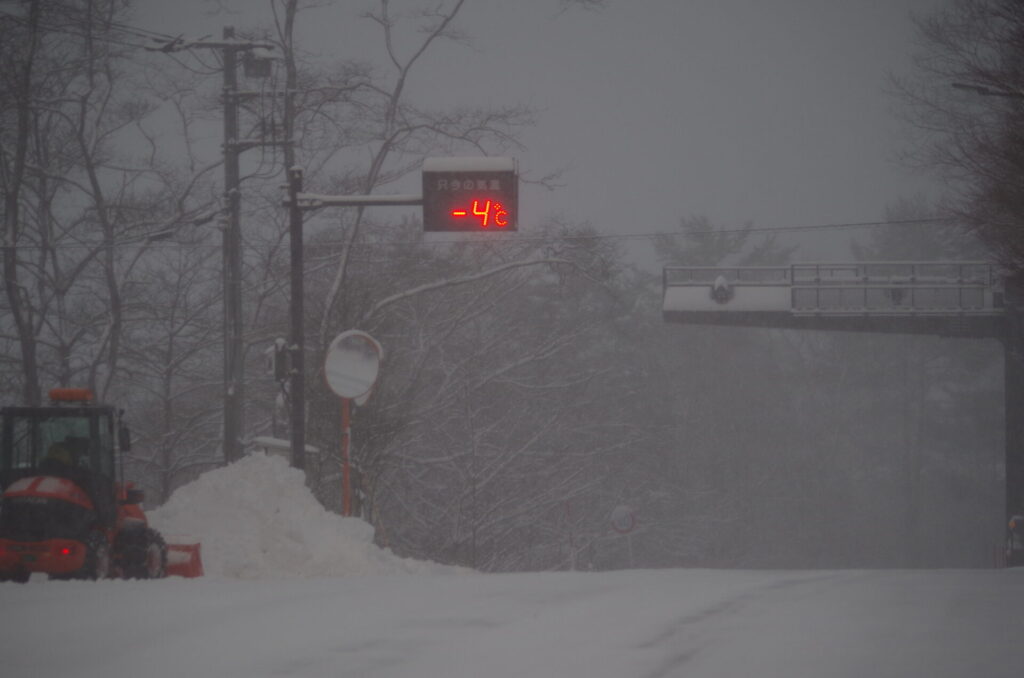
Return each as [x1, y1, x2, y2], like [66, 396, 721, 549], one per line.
[222, 26, 244, 464]
[287, 167, 305, 471]
[1004, 274, 1024, 524]
[280, 8, 306, 472]
[134, 28, 278, 465]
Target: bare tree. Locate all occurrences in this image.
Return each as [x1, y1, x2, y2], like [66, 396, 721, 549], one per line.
[291, 218, 642, 570]
[0, 0, 218, 405]
[120, 244, 224, 503]
[1, 0, 43, 404]
[894, 0, 1024, 270]
[311, 0, 537, 350]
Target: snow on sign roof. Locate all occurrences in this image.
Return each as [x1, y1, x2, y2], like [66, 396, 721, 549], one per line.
[423, 156, 515, 172]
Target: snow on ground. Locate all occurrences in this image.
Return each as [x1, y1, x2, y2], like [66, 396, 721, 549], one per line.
[148, 453, 453, 578]
[2, 453, 1024, 678]
[3, 567, 1023, 678]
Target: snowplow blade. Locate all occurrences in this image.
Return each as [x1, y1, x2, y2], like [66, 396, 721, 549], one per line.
[165, 541, 204, 578]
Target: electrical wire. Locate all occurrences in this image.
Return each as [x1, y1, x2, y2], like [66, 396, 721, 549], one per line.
[103, 18, 182, 43]
[0, 11, 218, 56]
[302, 216, 960, 249]
[5, 216, 958, 252]
[470, 217, 959, 245]
[1, 11, 146, 50]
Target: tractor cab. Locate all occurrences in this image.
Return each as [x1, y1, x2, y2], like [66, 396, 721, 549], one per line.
[1, 388, 201, 582]
[0, 388, 130, 528]
[0, 388, 149, 582]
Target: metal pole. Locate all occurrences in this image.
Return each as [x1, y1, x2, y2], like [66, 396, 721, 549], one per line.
[1005, 275, 1024, 531]
[222, 26, 244, 464]
[288, 167, 306, 471]
[342, 397, 352, 515]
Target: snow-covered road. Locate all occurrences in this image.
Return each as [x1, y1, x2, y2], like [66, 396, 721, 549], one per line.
[3, 456, 1021, 677]
[3, 567, 1023, 678]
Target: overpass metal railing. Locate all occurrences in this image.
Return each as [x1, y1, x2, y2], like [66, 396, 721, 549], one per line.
[791, 262, 1000, 315]
[663, 261, 1004, 315]
[790, 262, 995, 285]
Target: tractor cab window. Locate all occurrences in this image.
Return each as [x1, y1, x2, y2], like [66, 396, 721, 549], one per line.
[94, 416, 115, 478]
[40, 416, 91, 471]
[2, 413, 114, 479]
[8, 417, 32, 471]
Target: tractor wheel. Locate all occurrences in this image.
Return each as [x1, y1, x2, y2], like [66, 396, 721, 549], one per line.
[141, 529, 167, 579]
[79, 531, 111, 580]
[117, 528, 167, 579]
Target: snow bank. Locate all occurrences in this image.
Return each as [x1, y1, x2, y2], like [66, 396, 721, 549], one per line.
[148, 453, 455, 579]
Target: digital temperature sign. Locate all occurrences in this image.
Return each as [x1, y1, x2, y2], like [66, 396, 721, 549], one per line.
[422, 157, 518, 232]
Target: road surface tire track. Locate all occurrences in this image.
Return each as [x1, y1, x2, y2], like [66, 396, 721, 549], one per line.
[641, 571, 852, 678]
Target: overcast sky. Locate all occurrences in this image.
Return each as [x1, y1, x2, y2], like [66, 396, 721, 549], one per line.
[132, 0, 947, 266]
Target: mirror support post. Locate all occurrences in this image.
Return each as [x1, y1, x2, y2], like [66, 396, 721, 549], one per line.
[324, 331, 383, 518]
[341, 397, 352, 516]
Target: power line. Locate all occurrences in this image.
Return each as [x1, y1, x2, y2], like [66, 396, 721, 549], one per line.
[0, 10, 224, 54]
[309, 216, 960, 248]
[6, 216, 958, 251]
[1, 12, 165, 51]
[500, 217, 958, 245]
[103, 18, 183, 44]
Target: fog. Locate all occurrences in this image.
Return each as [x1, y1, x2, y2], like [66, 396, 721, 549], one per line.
[1, 0, 1005, 572]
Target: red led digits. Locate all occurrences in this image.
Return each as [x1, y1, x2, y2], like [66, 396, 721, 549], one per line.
[448, 199, 510, 229]
[472, 200, 492, 226]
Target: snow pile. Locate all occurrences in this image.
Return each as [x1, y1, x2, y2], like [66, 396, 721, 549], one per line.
[148, 453, 455, 579]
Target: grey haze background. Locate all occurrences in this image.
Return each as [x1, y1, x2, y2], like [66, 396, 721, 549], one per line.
[132, 0, 944, 263]
[89, 0, 1002, 569]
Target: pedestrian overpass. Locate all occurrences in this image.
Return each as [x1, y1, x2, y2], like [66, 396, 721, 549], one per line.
[662, 261, 1021, 564]
[663, 261, 1004, 337]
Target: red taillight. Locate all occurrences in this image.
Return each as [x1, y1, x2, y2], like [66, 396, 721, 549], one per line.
[58, 545, 74, 557]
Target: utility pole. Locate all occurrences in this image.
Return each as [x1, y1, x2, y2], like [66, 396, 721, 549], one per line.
[1004, 274, 1024, 533]
[279, 11, 306, 472]
[287, 167, 305, 470]
[149, 29, 279, 465]
[222, 26, 244, 464]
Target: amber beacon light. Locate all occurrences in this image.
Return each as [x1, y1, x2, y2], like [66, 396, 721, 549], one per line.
[421, 157, 518, 232]
[48, 387, 95, 403]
